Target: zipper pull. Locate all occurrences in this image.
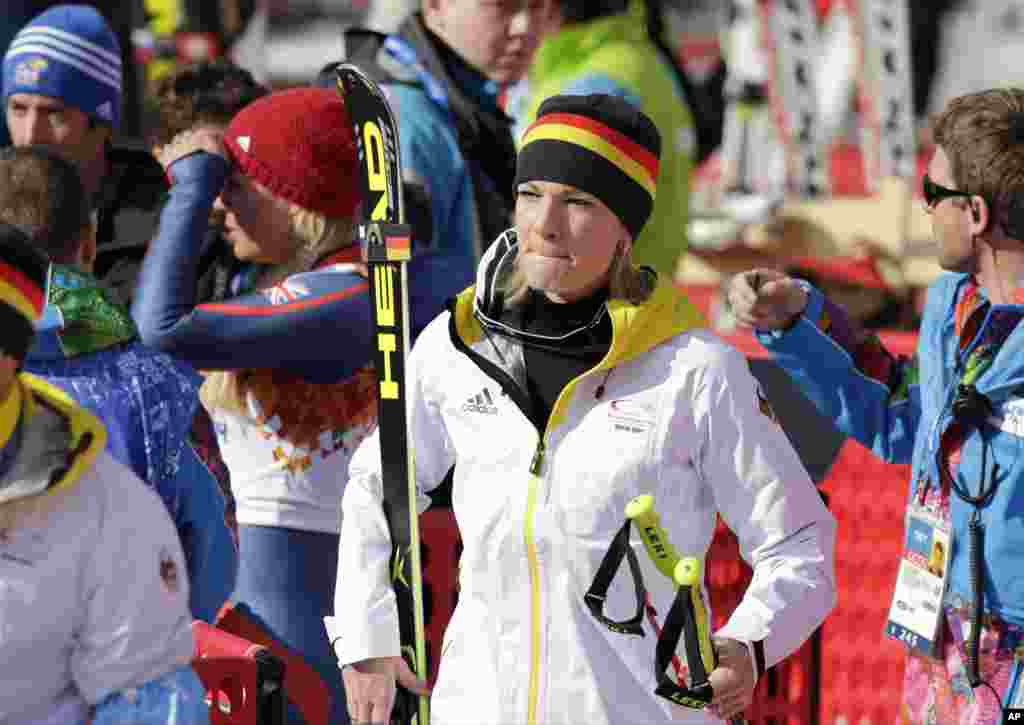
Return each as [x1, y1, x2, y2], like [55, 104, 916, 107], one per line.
[530, 439, 546, 475]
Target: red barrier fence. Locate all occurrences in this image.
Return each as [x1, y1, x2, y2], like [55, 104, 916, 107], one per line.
[705, 437, 910, 725]
[817, 440, 908, 725]
[707, 515, 820, 725]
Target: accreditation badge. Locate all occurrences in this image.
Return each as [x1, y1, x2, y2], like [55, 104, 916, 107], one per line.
[884, 507, 951, 658]
[1009, 654, 1024, 711]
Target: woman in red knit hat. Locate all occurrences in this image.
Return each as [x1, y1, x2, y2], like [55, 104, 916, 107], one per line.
[132, 86, 471, 724]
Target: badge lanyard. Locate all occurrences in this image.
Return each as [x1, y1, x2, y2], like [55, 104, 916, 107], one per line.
[888, 290, 1024, 666]
[888, 288, 986, 658]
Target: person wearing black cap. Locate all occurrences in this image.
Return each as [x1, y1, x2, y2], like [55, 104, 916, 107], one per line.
[329, 93, 835, 725]
[728, 87, 1024, 723]
[0, 224, 209, 723]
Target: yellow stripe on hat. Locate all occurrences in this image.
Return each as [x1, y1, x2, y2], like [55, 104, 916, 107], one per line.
[0, 277, 41, 321]
[521, 123, 657, 198]
[0, 376, 22, 451]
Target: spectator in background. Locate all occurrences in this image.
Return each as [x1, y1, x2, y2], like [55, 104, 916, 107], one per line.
[0, 1, 48, 147]
[3, 4, 166, 305]
[132, 86, 471, 724]
[150, 59, 269, 304]
[0, 222, 208, 725]
[2, 145, 237, 624]
[511, 0, 696, 283]
[320, 0, 549, 273]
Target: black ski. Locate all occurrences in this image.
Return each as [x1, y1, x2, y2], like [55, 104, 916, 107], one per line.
[333, 63, 429, 725]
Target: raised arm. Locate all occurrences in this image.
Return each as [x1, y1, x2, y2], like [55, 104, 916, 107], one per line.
[729, 268, 921, 464]
[133, 150, 473, 382]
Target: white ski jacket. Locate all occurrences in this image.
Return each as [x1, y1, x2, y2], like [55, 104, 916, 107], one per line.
[330, 235, 836, 724]
[0, 375, 195, 724]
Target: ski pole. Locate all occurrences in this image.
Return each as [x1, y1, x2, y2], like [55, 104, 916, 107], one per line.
[626, 494, 747, 725]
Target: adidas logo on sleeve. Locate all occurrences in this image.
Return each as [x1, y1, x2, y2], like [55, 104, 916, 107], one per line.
[462, 387, 499, 415]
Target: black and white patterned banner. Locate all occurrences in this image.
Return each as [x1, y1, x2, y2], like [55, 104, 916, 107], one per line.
[854, 0, 916, 184]
[766, 0, 831, 197]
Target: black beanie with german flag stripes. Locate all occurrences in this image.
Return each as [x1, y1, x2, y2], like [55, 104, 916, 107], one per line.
[515, 94, 661, 240]
[0, 221, 49, 362]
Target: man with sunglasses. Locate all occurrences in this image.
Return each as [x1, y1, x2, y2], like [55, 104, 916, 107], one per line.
[725, 87, 1024, 723]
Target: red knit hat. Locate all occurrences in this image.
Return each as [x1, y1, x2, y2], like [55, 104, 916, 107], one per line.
[223, 87, 360, 218]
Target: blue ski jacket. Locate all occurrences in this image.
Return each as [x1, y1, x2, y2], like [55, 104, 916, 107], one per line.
[758, 274, 1024, 625]
[27, 264, 236, 623]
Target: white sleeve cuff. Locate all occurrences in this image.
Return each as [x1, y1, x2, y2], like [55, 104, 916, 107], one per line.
[324, 614, 402, 668]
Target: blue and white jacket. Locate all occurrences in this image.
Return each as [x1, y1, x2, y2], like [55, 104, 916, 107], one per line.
[758, 274, 1024, 625]
[27, 264, 236, 623]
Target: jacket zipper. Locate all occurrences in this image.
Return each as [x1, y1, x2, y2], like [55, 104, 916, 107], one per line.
[530, 439, 546, 475]
[523, 361, 615, 723]
[521, 323, 621, 724]
[449, 303, 619, 725]
[524, 436, 545, 725]
[447, 312, 548, 721]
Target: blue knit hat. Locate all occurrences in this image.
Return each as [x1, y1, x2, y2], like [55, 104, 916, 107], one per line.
[3, 5, 122, 129]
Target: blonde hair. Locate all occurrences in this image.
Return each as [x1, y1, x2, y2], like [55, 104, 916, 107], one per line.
[501, 242, 655, 307]
[200, 205, 353, 420]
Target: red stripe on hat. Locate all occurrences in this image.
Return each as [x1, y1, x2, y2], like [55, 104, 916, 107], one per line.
[526, 112, 660, 180]
[0, 260, 45, 315]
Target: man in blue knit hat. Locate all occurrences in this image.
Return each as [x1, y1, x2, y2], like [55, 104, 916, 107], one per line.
[3, 3, 167, 306]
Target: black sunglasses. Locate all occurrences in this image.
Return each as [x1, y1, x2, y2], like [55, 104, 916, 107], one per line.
[922, 173, 972, 208]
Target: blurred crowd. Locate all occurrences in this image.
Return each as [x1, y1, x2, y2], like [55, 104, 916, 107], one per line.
[3, 1, 1024, 723]
[5, 0, 1014, 336]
